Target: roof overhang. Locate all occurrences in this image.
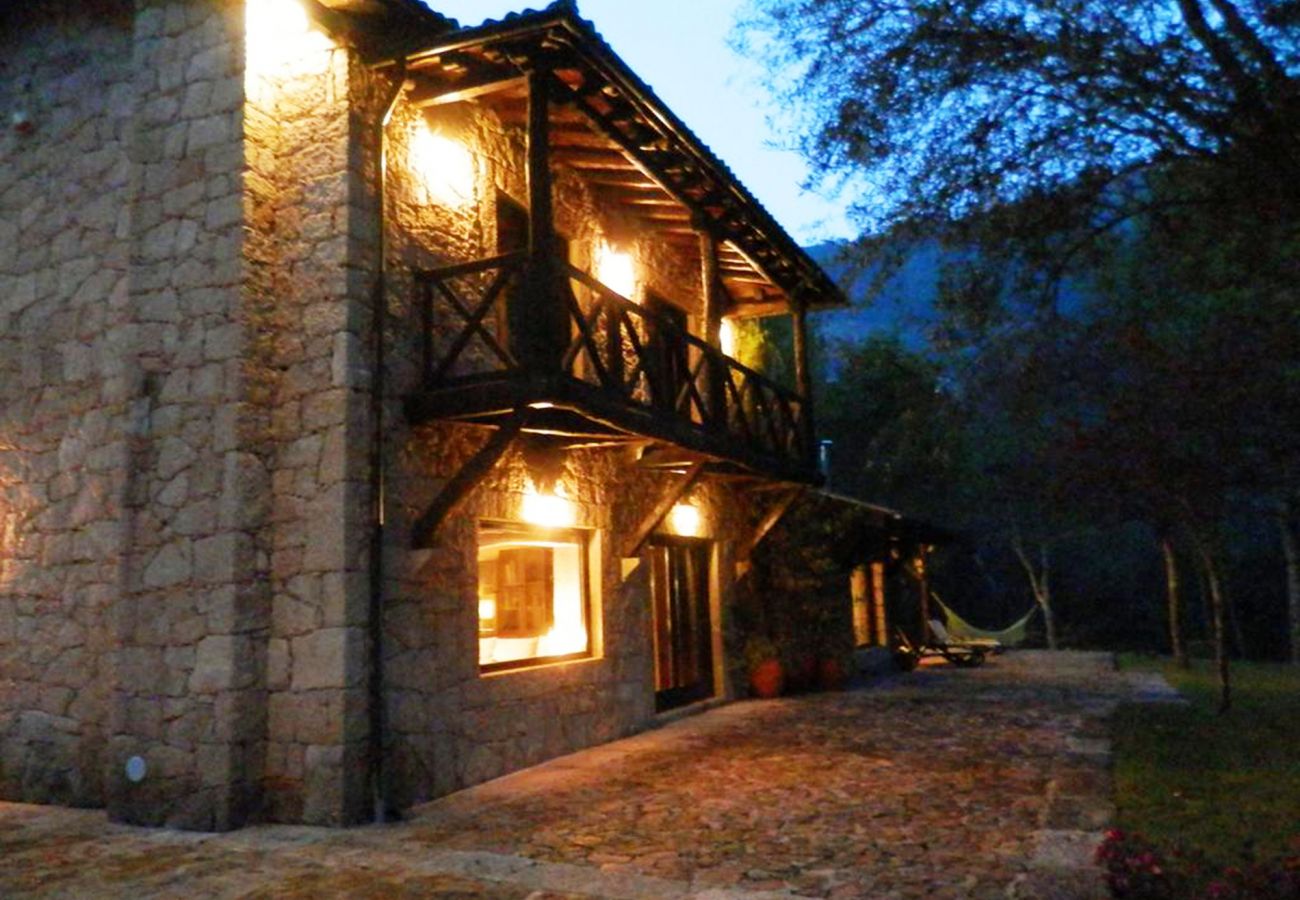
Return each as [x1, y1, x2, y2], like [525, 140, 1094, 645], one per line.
[381, 1, 847, 316]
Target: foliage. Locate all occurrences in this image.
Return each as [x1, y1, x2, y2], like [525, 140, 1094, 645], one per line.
[819, 334, 962, 519]
[1096, 829, 1300, 899]
[739, 0, 1300, 294]
[742, 634, 782, 670]
[1113, 656, 1300, 867]
[743, 0, 1300, 672]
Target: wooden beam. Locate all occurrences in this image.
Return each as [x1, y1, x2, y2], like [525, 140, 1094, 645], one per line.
[554, 150, 639, 170]
[583, 173, 660, 189]
[622, 461, 706, 558]
[527, 69, 556, 261]
[409, 74, 527, 107]
[791, 298, 815, 458]
[737, 485, 803, 560]
[724, 297, 793, 317]
[622, 197, 682, 207]
[410, 410, 527, 548]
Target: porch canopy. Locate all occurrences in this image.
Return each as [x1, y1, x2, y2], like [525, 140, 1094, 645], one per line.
[391, 0, 845, 316]
[367, 0, 847, 490]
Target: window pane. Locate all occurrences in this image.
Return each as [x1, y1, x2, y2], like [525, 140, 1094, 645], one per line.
[477, 522, 590, 670]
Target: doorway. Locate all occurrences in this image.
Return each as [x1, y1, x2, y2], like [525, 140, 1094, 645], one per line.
[650, 538, 714, 712]
[645, 294, 689, 413]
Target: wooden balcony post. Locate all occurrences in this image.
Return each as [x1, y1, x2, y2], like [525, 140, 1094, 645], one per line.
[699, 230, 722, 347]
[698, 226, 725, 426]
[791, 294, 816, 458]
[514, 66, 567, 371]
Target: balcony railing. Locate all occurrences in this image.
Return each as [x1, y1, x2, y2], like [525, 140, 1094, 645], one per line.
[407, 252, 817, 479]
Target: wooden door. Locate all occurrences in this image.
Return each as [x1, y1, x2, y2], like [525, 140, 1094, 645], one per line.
[650, 539, 714, 711]
[645, 294, 688, 412]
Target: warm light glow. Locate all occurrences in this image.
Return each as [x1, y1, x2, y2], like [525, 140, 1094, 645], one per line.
[246, 0, 329, 72]
[411, 126, 475, 206]
[719, 318, 737, 357]
[477, 529, 590, 667]
[596, 244, 637, 299]
[521, 484, 575, 528]
[670, 501, 701, 537]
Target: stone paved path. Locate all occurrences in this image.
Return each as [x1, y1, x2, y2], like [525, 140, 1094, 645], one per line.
[1, 651, 1167, 899]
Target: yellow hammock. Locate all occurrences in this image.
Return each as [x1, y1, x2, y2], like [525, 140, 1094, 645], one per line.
[933, 594, 1037, 647]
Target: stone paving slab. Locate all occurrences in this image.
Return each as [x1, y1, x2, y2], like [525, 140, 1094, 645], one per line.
[0, 651, 1168, 899]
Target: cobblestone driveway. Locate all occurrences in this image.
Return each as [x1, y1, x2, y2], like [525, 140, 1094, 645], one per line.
[2, 651, 1153, 899]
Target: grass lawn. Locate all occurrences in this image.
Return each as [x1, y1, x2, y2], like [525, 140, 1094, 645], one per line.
[1113, 655, 1300, 868]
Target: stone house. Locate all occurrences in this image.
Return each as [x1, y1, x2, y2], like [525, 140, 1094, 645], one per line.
[0, 0, 854, 831]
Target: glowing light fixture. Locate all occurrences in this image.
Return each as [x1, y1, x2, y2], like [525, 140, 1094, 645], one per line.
[719, 318, 737, 357]
[670, 501, 701, 537]
[246, 0, 317, 70]
[521, 483, 575, 528]
[411, 126, 475, 207]
[596, 244, 637, 299]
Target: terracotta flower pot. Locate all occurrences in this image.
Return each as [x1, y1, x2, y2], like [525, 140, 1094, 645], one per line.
[748, 658, 784, 698]
[817, 657, 846, 691]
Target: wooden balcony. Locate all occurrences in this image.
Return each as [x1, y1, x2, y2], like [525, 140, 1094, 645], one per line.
[402, 252, 820, 483]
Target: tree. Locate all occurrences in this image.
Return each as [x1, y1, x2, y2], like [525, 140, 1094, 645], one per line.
[818, 334, 961, 518]
[743, 0, 1300, 699]
[741, 1, 1300, 244]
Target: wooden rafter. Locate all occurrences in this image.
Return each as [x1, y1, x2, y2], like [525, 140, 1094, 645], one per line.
[737, 485, 804, 560]
[391, 11, 844, 312]
[409, 74, 526, 107]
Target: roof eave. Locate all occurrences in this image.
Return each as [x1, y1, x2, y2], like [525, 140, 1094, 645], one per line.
[392, 2, 847, 311]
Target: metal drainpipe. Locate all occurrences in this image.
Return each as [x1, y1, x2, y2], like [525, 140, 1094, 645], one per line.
[368, 65, 407, 824]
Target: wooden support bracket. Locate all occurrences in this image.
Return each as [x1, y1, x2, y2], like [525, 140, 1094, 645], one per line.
[737, 484, 804, 560]
[621, 461, 706, 558]
[410, 409, 527, 548]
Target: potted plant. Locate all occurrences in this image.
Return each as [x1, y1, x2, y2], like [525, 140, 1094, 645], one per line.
[744, 635, 785, 699]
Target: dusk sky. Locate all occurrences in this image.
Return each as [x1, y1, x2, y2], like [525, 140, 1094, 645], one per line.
[425, 0, 856, 245]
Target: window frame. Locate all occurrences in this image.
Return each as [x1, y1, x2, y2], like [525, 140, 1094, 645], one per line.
[476, 519, 595, 674]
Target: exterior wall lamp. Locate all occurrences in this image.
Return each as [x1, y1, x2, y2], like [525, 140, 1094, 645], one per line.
[670, 499, 701, 537]
[596, 243, 637, 300]
[520, 439, 574, 527]
[245, 0, 329, 72]
[719, 318, 737, 357]
[520, 483, 575, 528]
[412, 124, 475, 207]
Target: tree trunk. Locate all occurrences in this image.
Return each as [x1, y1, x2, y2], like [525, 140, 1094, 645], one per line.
[1012, 537, 1057, 650]
[1225, 579, 1248, 660]
[1160, 533, 1188, 669]
[1191, 531, 1232, 713]
[1276, 496, 1300, 665]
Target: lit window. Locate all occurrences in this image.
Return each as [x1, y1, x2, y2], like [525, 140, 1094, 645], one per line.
[478, 522, 591, 671]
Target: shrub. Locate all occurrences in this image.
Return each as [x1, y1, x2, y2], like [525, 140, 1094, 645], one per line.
[1096, 830, 1300, 899]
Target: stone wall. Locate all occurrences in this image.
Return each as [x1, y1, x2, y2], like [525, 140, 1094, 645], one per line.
[379, 91, 753, 810]
[107, 0, 261, 831]
[0, 0, 137, 811]
[243, 14, 383, 828]
[0, 0, 389, 830]
[0, 0, 772, 828]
